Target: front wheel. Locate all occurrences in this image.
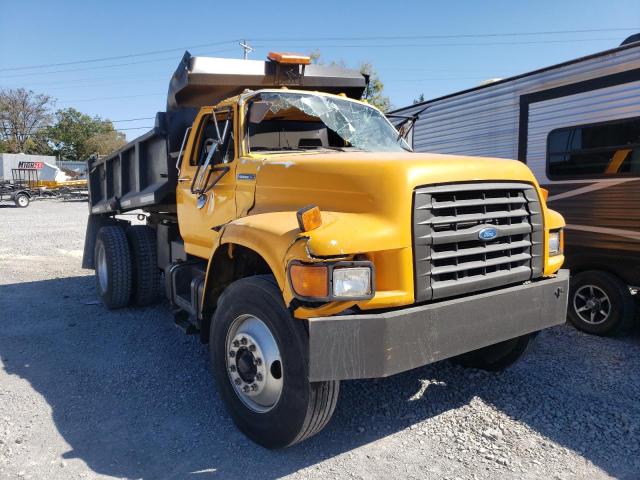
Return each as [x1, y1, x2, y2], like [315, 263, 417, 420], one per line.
[451, 334, 534, 371]
[210, 275, 339, 449]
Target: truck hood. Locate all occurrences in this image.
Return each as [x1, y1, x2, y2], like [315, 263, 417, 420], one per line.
[238, 151, 541, 256]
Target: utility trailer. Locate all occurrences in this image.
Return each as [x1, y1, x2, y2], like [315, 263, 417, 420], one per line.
[83, 51, 568, 448]
[0, 168, 43, 207]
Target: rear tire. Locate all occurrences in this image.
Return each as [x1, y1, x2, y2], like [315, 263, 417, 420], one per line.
[126, 225, 161, 306]
[568, 270, 635, 336]
[95, 225, 132, 309]
[14, 193, 29, 208]
[210, 275, 339, 448]
[451, 334, 534, 371]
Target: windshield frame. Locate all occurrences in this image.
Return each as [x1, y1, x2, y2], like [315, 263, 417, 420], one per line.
[238, 89, 412, 156]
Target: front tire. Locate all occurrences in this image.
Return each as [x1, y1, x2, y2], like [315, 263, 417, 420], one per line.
[95, 225, 133, 309]
[568, 270, 635, 336]
[210, 275, 339, 448]
[451, 334, 534, 371]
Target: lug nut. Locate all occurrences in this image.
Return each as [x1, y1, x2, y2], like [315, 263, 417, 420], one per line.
[255, 358, 262, 366]
[229, 365, 236, 372]
[251, 384, 259, 392]
[229, 351, 236, 358]
[234, 378, 242, 385]
[242, 385, 250, 393]
[240, 337, 248, 345]
[256, 373, 263, 382]
[232, 340, 240, 347]
[248, 344, 256, 352]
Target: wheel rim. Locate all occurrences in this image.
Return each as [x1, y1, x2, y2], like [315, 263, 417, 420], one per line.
[573, 284, 611, 325]
[96, 243, 108, 292]
[225, 314, 283, 413]
[17, 195, 28, 207]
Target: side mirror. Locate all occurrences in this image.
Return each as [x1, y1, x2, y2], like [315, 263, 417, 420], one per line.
[249, 101, 271, 124]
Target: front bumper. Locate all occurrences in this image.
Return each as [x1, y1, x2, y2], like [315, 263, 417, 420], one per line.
[308, 269, 569, 381]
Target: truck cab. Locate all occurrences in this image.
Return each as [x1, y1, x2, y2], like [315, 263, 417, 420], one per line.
[83, 52, 569, 448]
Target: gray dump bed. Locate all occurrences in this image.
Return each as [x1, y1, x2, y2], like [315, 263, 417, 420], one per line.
[87, 52, 366, 215]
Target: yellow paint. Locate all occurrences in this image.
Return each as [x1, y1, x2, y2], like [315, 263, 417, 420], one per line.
[605, 149, 631, 174]
[177, 88, 565, 318]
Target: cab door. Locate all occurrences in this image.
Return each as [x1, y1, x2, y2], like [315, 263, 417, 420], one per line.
[177, 106, 237, 259]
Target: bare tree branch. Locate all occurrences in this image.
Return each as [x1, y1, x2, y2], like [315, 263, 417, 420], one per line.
[0, 88, 54, 152]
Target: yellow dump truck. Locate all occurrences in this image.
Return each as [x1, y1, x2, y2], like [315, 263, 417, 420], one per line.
[82, 51, 569, 448]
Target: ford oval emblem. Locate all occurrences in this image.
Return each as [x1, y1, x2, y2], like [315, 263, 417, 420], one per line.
[478, 227, 498, 241]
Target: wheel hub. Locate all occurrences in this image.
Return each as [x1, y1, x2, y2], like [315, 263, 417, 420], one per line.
[225, 315, 283, 413]
[574, 285, 611, 325]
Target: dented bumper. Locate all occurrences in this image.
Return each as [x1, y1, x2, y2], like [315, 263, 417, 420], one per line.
[307, 270, 569, 381]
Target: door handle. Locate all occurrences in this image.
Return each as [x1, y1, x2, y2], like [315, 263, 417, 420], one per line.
[178, 177, 191, 183]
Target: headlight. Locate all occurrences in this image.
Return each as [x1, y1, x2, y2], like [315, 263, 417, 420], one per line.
[548, 230, 563, 255]
[289, 261, 374, 301]
[333, 267, 372, 298]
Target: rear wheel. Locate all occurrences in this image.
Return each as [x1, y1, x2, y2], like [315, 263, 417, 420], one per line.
[14, 193, 29, 208]
[210, 275, 339, 448]
[126, 225, 161, 306]
[568, 270, 635, 336]
[451, 334, 534, 371]
[95, 225, 132, 309]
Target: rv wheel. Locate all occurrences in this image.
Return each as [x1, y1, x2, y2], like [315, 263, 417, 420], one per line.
[568, 270, 636, 336]
[14, 193, 29, 208]
[451, 334, 534, 371]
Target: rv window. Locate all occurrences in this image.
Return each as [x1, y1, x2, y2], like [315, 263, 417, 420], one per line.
[547, 117, 640, 178]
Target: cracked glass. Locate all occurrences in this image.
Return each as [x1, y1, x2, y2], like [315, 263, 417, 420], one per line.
[249, 92, 410, 153]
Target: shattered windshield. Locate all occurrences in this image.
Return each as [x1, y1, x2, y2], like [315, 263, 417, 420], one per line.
[246, 92, 411, 153]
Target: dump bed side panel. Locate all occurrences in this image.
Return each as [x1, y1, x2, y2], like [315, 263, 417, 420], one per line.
[87, 109, 196, 215]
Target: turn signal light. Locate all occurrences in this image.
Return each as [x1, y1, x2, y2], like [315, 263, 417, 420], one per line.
[540, 188, 549, 202]
[268, 52, 311, 65]
[290, 264, 328, 298]
[297, 205, 322, 232]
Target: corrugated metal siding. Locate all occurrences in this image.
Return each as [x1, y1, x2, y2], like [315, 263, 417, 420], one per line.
[526, 80, 640, 181]
[394, 44, 640, 161]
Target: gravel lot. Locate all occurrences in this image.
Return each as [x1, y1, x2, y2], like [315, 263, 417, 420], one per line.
[1, 200, 639, 480]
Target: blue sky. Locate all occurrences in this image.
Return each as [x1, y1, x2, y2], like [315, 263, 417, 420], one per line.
[1, 0, 638, 139]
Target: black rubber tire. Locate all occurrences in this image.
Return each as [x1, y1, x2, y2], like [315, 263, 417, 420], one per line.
[568, 270, 635, 336]
[451, 334, 534, 371]
[14, 193, 29, 208]
[210, 275, 339, 449]
[95, 225, 133, 309]
[126, 225, 162, 306]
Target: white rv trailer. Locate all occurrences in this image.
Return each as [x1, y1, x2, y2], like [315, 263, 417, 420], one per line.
[390, 36, 640, 335]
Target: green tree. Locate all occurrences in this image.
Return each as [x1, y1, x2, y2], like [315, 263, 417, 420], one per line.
[413, 93, 425, 104]
[360, 62, 390, 112]
[307, 52, 391, 112]
[45, 108, 123, 160]
[84, 130, 126, 157]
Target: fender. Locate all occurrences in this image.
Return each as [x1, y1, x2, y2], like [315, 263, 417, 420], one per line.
[204, 212, 302, 307]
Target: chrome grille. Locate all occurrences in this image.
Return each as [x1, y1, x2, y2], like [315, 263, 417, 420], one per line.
[413, 182, 543, 301]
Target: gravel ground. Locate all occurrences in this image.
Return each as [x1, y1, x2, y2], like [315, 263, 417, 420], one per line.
[1, 200, 639, 480]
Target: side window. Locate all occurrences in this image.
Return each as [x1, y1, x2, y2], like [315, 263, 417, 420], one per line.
[191, 112, 234, 166]
[547, 116, 640, 178]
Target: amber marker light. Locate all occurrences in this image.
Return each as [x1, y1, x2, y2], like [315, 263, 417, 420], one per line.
[290, 264, 329, 298]
[297, 205, 322, 232]
[267, 52, 311, 65]
[540, 188, 549, 202]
